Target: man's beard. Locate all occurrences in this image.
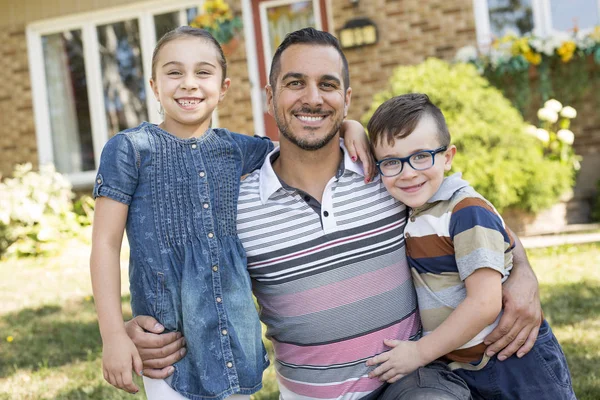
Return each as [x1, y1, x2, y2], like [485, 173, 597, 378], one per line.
[274, 105, 343, 151]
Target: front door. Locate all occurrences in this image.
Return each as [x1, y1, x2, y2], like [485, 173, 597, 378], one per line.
[251, 0, 329, 139]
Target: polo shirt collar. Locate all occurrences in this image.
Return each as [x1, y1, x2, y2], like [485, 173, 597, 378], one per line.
[258, 139, 366, 204]
[427, 172, 470, 204]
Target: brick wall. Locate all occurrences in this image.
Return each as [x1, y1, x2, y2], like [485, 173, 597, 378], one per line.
[216, 0, 256, 136]
[0, 24, 37, 178]
[330, 0, 477, 123]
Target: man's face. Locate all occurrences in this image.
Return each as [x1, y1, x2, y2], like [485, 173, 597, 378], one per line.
[266, 44, 351, 151]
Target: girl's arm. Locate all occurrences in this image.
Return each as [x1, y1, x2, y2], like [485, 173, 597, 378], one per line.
[90, 197, 143, 394]
[339, 120, 376, 182]
[367, 268, 502, 382]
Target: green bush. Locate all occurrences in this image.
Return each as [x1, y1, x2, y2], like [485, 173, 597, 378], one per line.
[0, 163, 90, 258]
[362, 58, 574, 213]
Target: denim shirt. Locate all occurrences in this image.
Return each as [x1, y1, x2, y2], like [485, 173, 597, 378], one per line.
[93, 122, 273, 400]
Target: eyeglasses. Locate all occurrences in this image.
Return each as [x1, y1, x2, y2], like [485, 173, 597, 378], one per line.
[376, 146, 448, 177]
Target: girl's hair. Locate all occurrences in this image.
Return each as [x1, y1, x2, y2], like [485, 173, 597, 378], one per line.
[151, 26, 227, 82]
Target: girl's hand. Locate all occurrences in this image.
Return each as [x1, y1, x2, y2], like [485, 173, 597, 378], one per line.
[366, 339, 426, 383]
[102, 332, 144, 394]
[340, 120, 376, 182]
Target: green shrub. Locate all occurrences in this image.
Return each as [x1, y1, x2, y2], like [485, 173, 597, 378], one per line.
[362, 58, 574, 213]
[0, 163, 88, 258]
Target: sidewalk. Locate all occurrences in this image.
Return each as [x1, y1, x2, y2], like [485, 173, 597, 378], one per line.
[520, 231, 600, 249]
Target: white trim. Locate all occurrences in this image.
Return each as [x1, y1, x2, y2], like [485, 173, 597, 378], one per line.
[27, 0, 203, 34]
[473, 0, 600, 48]
[139, 11, 160, 124]
[26, 0, 204, 186]
[242, 0, 266, 136]
[258, 0, 323, 80]
[26, 27, 54, 166]
[472, 0, 492, 50]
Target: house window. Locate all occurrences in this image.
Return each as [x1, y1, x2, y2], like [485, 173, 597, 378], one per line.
[473, 0, 600, 49]
[27, 1, 205, 187]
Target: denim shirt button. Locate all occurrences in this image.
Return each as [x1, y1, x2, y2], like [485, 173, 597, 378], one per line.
[203, 203, 209, 209]
[226, 362, 233, 368]
[212, 265, 218, 272]
[208, 232, 214, 238]
[199, 171, 206, 177]
[191, 144, 197, 149]
[222, 329, 228, 335]
[216, 297, 222, 303]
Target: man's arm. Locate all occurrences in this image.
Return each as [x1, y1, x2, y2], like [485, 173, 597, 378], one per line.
[483, 229, 542, 360]
[125, 316, 187, 379]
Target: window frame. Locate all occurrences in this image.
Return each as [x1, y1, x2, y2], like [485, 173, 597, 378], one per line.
[26, 0, 207, 188]
[473, 0, 600, 50]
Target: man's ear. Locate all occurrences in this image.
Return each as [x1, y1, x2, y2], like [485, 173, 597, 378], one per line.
[266, 84, 275, 116]
[344, 87, 352, 118]
[444, 145, 457, 171]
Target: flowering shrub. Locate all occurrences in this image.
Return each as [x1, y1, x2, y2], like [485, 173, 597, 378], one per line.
[455, 27, 600, 71]
[455, 27, 600, 113]
[525, 99, 581, 174]
[0, 164, 90, 258]
[190, 0, 242, 45]
[362, 59, 574, 213]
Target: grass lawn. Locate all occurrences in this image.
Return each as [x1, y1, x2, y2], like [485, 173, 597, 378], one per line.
[0, 240, 598, 399]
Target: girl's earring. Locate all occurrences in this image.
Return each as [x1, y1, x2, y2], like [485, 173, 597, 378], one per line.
[157, 101, 164, 117]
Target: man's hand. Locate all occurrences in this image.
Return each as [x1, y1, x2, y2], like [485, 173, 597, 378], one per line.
[484, 233, 542, 361]
[125, 315, 187, 379]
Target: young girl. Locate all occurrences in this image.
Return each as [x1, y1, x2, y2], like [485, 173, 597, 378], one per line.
[90, 26, 370, 400]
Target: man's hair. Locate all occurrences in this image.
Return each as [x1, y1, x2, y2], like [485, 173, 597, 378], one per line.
[367, 93, 450, 148]
[269, 27, 350, 90]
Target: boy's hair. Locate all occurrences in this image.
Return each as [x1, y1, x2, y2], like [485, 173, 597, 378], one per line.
[367, 93, 450, 148]
[151, 26, 227, 82]
[269, 27, 350, 90]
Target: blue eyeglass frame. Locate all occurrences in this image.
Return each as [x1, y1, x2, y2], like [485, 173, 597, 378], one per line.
[376, 146, 448, 177]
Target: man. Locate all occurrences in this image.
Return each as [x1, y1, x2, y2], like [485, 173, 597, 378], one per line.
[127, 28, 542, 399]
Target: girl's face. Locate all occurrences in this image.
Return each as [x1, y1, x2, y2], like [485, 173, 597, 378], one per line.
[150, 37, 230, 138]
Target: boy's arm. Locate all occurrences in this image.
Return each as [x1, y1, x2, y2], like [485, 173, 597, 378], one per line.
[339, 120, 376, 182]
[484, 229, 542, 360]
[91, 197, 142, 394]
[367, 268, 502, 381]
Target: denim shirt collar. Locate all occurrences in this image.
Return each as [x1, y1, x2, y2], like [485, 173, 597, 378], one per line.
[427, 172, 470, 204]
[259, 139, 365, 204]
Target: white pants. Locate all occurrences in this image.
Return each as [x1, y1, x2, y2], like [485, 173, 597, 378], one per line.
[143, 376, 250, 400]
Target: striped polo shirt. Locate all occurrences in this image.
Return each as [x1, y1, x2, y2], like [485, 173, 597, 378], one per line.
[405, 173, 513, 359]
[237, 143, 420, 399]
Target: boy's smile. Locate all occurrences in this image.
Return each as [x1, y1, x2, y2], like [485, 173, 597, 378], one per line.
[373, 115, 455, 208]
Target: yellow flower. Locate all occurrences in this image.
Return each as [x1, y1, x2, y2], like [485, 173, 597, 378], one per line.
[85, 295, 92, 302]
[192, 14, 215, 29]
[511, 37, 530, 56]
[590, 26, 600, 42]
[557, 41, 576, 63]
[6, 336, 14, 343]
[524, 51, 542, 65]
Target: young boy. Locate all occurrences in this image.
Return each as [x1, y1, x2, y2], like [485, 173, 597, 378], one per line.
[365, 93, 575, 400]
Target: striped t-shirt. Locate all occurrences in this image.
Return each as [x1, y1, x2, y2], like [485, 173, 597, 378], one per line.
[405, 173, 513, 360]
[237, 144, 420, 399]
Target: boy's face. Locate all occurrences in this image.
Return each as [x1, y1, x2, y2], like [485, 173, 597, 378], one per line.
[373, 115, 455, 208]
